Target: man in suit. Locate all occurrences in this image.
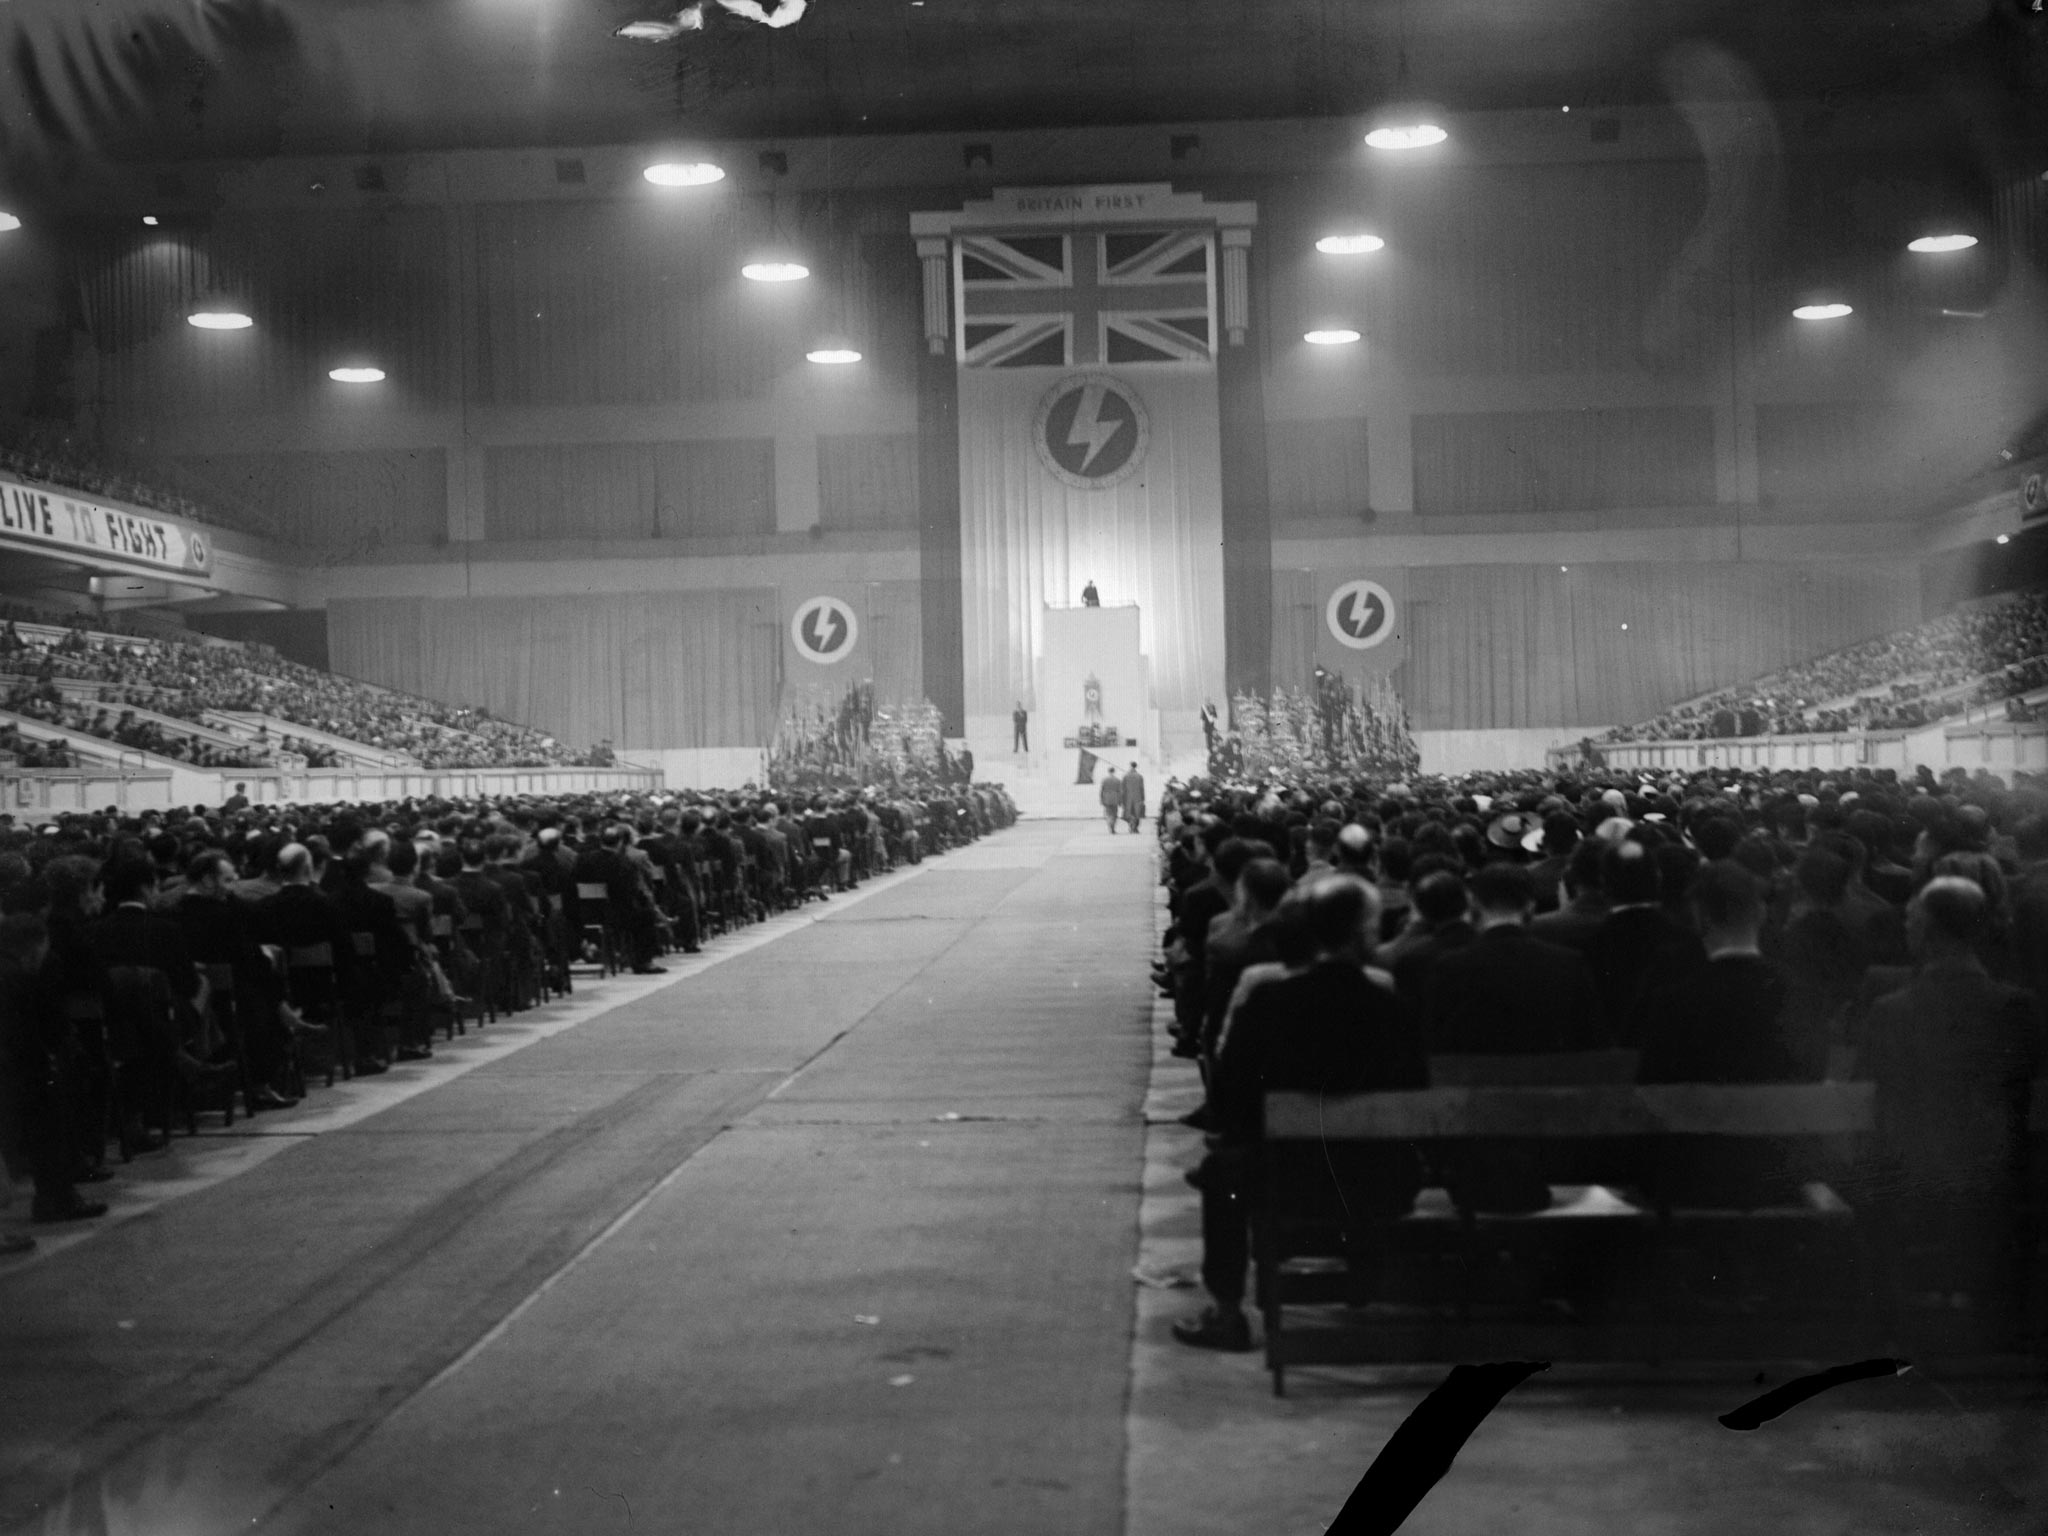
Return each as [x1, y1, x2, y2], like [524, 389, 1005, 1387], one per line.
[1637, 860, 1814, 1083]
[1528, 839, 1608, 955]
[1526, 812, 1582, 915]
[1584, 839, 1705, 1046]
[257, 843, 377, 1070]
[91, 852, 205, 1034]
[451, 836, 511, 941]
[1200, 857, 1292, 1059]
[1383, 866, 1475, 1023]
[177, 847, 300, 1108]
[0, 913, 105, 1224]
[1173, 876, 1427, 1350]
[1858, 876, 2042, 1316]
[1098, 765, 1124, 833]
[330, 846, 422, 1061]
[1423, 861, 1604, 1212]
[1425, 862, 1601, 1055]
[1170, 835, 1254, 1055]
[1012, 702, 1028, 753]
[573, 824, 663, 974]
[1633, 859, 1820, 1208]
[1121, 761, 1146, 833]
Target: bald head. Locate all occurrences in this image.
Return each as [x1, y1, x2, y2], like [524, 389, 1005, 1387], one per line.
[1908, 875, 1987, 958]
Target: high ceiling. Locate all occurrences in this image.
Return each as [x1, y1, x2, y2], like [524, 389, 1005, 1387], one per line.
[0, 0, 2038, 192]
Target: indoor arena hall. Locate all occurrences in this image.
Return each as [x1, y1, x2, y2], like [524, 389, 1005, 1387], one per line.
[5, 1, 2048, 1533]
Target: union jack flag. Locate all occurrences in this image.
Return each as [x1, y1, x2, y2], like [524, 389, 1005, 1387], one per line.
[954, 230, 1215, 368]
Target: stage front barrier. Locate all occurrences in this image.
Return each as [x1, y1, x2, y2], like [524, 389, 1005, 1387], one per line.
[1559, 725, 2048, 777]
[1, 770, 178, 813]
[0, 763, 664, 813]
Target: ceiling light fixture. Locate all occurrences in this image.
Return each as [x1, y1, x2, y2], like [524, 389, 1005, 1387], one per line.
[187, 310, 254, 330]
[329, 366, 385, 383]
[1792, 303, 1852, 320]
[1906, 233, 1978, 253]
[1304, 328, 1362, 345]
[0, 212, 21, 232]
[616, 7, 705, 42]
[1364, 123, 1447, 150]
[644, 161, 725, 186]
[742, 260, 808, 282]
[1316, 234, 1385, 255]
[806, 348, 861, 365]
[141, 215, 159, 227]
[1997, 534, 2012, 545]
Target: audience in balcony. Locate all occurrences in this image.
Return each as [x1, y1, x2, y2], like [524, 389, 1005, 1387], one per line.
[0, 610, 603, 770]
[1606, 588, 2048, 742]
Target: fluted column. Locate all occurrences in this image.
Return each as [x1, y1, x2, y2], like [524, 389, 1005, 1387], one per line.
[917, 236, 951, 357]
[1221, 227, 1252, 347]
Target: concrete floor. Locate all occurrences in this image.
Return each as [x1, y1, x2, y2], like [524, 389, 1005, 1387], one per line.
[3, 821, 2045, 1536]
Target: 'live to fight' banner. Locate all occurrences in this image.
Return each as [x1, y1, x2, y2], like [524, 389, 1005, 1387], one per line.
[0, 476, 212, 577]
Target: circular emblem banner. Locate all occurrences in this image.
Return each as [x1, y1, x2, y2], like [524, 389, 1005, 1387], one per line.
[1325, 579, 1396, 650]
[1034, 374, 1150, 490]
[790, 595, 859, 664]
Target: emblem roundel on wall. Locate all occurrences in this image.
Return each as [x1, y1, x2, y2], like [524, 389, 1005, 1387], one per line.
[1325, 579, 1397, 650]
[790, 595, 859, 664]
[1034, 373, 1150, 490]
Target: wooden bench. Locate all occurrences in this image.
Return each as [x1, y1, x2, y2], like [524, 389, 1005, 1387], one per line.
[1255, 1080, 1878, 1393]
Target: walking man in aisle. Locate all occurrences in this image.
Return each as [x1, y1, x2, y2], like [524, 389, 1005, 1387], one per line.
[1012, 701, 1029, 753]
[1099, 763, 1124, 833]
[1122, 760, 1146, 833]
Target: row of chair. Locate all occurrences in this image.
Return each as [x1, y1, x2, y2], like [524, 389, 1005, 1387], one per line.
[1251, 1053, 2048, 1391]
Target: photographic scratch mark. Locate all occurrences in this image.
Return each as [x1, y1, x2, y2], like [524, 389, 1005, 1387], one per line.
[1719, 1359, 1908, 1431]
[1325, 1361, 1549, 1536]
[587, 1485, 632, 1521]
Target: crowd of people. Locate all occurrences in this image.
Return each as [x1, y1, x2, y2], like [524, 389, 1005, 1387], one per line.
[1150, 761, 2045, 1352]
[2, 681, 274, 769]
[0, 779, 1015, 1247]
[0, 430, 281, 542]
[1607, 588, 2048, 741]
[0, 615, 605, 770]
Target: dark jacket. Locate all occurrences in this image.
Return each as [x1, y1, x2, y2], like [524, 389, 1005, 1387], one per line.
[1585, 906, 1705, 1046]
[1527, 895, 1609, 956]
[1210, 958, 1427, 1144]
[89, 903, 201, 1005]
[1424, 923, 1602, 1055]
[1636, 954, 1815, 1083]
[1859, 958, 2040, 1195]
[1387, 918, 1476, 1024]
[1201, 914, 1282, 1056]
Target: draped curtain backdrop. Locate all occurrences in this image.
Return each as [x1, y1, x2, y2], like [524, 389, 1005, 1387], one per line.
[1403, 563, 1919, 731]
[328, 591, 780, 751]
[958, 363, 1225, 722]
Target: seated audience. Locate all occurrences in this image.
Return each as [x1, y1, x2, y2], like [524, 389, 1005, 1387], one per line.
[1857, 877, 2042, 1314]
[1172, 877, 1425, 1351]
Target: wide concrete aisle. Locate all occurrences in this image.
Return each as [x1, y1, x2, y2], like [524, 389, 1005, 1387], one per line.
[0, 823, 1157, 1536]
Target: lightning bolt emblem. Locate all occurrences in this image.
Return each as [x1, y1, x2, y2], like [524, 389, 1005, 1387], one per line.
[1064, 381, 1125, 473]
